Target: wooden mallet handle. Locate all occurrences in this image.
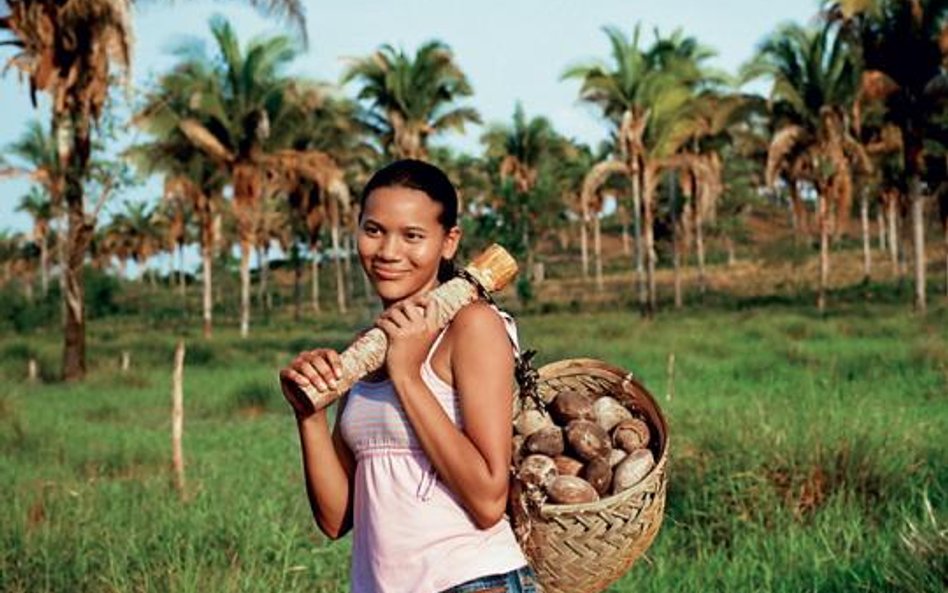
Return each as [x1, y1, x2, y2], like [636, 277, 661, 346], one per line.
[289, 244, 518, 414]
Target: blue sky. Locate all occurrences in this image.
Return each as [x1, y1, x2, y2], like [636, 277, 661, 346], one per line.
[0, 0, 820, 234]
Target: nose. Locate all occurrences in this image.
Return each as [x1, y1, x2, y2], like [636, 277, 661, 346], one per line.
[378, 234, 400, 260]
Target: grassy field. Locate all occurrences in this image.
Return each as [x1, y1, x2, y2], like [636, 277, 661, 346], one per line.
[1, 296, 946, 592]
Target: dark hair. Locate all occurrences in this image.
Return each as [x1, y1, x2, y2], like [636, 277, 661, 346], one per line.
[360, 159, 459, 281]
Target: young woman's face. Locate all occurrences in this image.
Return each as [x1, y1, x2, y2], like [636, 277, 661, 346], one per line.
[358, 186, 460, 306]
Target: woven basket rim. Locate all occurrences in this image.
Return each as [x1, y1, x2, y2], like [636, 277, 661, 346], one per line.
[516, 357, 669, 514]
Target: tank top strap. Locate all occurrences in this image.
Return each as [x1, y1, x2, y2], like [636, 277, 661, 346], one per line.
[423, 323, 452, 368]
[490, 304, 521, 357]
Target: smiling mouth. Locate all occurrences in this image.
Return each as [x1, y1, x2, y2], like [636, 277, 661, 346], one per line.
[372, 268, 408, 280]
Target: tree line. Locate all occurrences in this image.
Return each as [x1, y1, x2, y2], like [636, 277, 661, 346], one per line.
[1, 0, 946, 380]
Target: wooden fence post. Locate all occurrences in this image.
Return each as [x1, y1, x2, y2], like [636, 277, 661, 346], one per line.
[171, 340, 186, 499]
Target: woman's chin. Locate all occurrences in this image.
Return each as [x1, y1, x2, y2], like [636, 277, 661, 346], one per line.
[374, 282, 412, 302]
[374, 280, 431, 304]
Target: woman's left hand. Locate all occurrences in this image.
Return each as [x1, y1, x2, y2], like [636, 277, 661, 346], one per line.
[376, 294, 441, 382]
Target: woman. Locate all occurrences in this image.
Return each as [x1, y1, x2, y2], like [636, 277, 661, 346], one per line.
[279, 159, 540, 593]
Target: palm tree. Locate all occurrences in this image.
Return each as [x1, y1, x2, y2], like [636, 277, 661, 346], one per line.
[16, 187, 54, 297]
[746, 21, 864, 311]
[673, 92, 753, 295]
[565, 25, 713, 315]
[152, 193, 191, 297]
[99, 201, 161, 282]
[3, 120, 64, 296]
[0, 0, 307, 378]
[148, 17, 346, 336]
[481, 103, 561, 278]
[343, 40, 481, 160]
[127, 111, 227, 337]
[828, 0, 948, 311]
[0, 229, 39, 300]
[271, 83, 359, 315]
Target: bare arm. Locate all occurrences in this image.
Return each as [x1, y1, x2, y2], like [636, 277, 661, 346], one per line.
[384, 301, 514, 529]
[281, 351, 356, 540]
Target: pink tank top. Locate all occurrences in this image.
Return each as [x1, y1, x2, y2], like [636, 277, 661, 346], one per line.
[338, 307, 527, 593]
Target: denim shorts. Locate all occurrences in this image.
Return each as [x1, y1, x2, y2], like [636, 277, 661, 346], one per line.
[440, 565, 542, 593]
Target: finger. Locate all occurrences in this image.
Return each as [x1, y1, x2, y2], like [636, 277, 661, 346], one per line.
[376, 316, 398, 337]
[391, 305, 413, 326]
[405, 293, 430, 309]
[310, 355, 340, 390]
[298, 360, 330, 391]
[425, 297, 439, 328]
[281, 368, 311, 390]
[327, 350, 344, 380]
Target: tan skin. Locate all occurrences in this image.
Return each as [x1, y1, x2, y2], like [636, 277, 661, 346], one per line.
[279, 185, 516, 538]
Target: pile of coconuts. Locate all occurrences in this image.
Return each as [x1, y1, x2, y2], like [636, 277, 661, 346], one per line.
[513, 389, 656, 505]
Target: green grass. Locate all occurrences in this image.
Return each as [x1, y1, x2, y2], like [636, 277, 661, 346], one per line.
[1, 301, 946, 592]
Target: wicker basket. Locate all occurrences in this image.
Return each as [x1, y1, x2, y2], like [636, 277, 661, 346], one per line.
[510, 358, 669, 593]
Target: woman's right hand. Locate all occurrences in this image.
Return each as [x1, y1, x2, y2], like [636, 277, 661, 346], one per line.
[279, 349, 344, 419]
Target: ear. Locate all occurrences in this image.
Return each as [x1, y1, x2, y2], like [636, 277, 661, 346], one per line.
[442, 225, 461, 261]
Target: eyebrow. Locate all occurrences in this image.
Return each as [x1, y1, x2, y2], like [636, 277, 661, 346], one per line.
[361, 218, 430, 233]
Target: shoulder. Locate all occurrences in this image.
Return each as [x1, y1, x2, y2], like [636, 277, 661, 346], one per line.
[446, 300, 512, 363]
[449, 300, 506, 337]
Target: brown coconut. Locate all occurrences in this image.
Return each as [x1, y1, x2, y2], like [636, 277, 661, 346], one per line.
[612, 417, 652, 453]
[553, 455, 584, 477]
[592, 395, 633, 432]
[524, 426, 565, 457]
[546, 475, 599, 505]
[565, 420, 611, 461]
[612, 448, 655, 493]
[581, 456, 613, 496]
[607, 448, 628, 468]
[514, 408, 553, 437]
[549, 390, 595, 424]
[517, 454, 557, 488]
[511, 435, 525, 466]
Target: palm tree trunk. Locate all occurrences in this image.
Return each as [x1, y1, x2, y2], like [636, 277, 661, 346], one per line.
[643, 189, 657, 317]
[787, 187, 798, 232]
[861, 186, 871, 282]
[344, 230, 355, 301]
[818, 192, 830, 312]
[202, 240, 213, 339]
[40, 238, 49, 298]
[593, 213, 603, 291]
[643, 204, 657, 317]
[178, 244, 186, 299]
[580, 205, 589, 279]
[294, 249, 303, 321]
[888, 196, 900, 275]
[790, 181, 806, 240]
[331, 224, 346, 313]
[910, 178, 926, 312]
[239, 240, 251, 338]
[631, 167, 646, 313]
[23, 273, 34, 303]
[310, 245, 321, 314]
[258, 245, 271, 315]
[670, 174, 681, 309]
[619, 205, 631, 256]
[673, 227, 682, 309]
[877, 207, 886, 252]
[695, 206, 707, 295]
[62, 180, 89, 380]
